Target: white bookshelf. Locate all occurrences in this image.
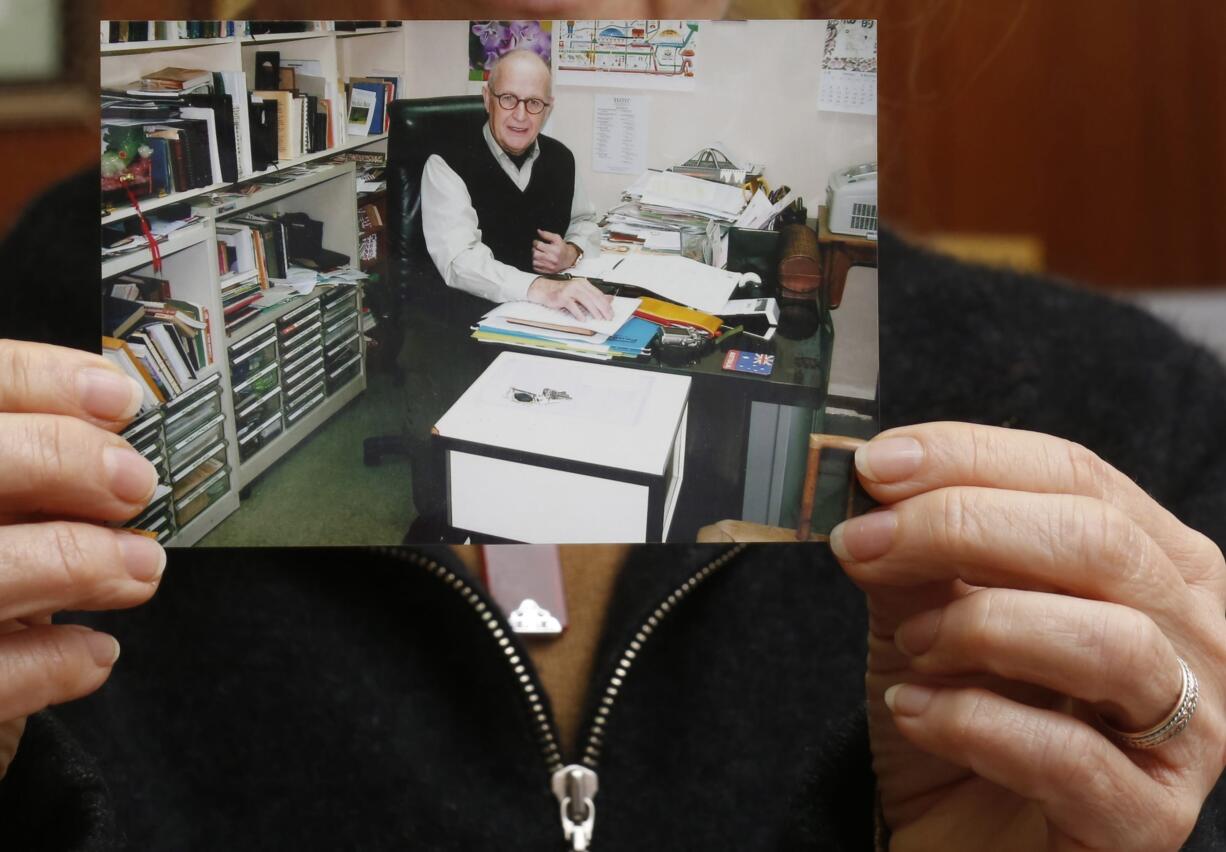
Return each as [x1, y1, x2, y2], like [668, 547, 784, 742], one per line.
[101, 21, 401, 223]
[100, 20, 394, 545]
[102, 37, 236, 55]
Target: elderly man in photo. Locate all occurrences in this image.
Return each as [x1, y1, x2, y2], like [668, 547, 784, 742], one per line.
[420, 48, 612, 321]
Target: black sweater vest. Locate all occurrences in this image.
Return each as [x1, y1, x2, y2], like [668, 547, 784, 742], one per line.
[442, 131, 575, 273]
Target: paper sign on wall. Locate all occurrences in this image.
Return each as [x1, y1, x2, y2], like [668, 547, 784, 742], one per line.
[592, 94, 648, 175]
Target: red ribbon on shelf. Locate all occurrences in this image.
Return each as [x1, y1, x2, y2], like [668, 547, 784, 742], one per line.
[125, 185, 163, 273]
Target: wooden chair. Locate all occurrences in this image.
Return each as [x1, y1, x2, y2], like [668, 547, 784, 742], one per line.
[697, 433, 867, 543]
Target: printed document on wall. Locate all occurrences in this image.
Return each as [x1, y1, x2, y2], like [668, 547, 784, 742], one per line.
[592, 94, 648, 175]
[818, 19, 876, 115]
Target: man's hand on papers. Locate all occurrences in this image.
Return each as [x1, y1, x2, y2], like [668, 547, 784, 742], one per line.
[527, 276, 614, 322]
[0, 340, 165, 780]
[532, 229, 580, 275]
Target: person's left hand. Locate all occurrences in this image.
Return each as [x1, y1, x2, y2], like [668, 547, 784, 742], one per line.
[532, 229, 579, 274]
[832, 422, 1226, 851]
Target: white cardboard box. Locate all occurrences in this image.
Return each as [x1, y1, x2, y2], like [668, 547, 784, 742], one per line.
[433, 352, 690, 543]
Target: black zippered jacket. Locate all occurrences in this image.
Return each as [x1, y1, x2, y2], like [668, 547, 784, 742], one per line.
[2, 176, 1225, 849]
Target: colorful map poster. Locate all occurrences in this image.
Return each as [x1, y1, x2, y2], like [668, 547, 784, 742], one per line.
[556, 20, 699, 91]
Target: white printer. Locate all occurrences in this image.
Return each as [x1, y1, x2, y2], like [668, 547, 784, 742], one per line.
[825, 162, 878, 239]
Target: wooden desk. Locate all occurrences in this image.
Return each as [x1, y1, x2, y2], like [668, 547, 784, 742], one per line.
[817, 205, 877, 309]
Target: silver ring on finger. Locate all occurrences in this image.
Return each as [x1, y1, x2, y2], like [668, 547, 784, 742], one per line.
[1100, 656, 1199, 750]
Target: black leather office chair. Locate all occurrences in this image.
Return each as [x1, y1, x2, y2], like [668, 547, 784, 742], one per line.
[363, 95, 487, 466]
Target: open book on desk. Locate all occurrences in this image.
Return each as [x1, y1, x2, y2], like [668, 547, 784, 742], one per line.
[569, 253, 751, 314]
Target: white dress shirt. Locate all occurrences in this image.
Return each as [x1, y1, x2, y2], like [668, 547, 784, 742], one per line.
[420, 123, 602, 304]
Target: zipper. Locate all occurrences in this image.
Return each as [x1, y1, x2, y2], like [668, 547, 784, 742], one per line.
[379, 544, 746, 850]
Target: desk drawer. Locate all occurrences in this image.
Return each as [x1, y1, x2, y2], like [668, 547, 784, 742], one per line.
[323, 313, 359, 349]
[278, 300, 322, 346]
[228, 327, 278, 384]
[319, 283, 357, 312]
[280, 325, 322, 365]
[326, 351, 362, 393]
[232, 360, 280, 411]
[170, 439, 228, 501]
[283, 354, 325, 400]
[285, 381, 326, 425]
[237, 409, 284, 462]
[122, 409, 162, 449]
[166, 412, 226, 472]
[164, 372, 221, 421]
[164, 385, 223, 449]
[129, 492, 175, 543]
[235, 383, 283, 435]
[321, 287, 358, 326]
[324, 328, 361, 367]
[174, 462, 230, 527]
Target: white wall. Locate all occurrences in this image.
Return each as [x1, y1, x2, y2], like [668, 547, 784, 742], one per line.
[402, 20, 877, 215]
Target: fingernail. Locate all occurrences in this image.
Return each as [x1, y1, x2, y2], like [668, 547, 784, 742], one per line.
[856, 436, 924, 483]
[116, 532, 166, 582]
[77, 368, 142, 421]
[895, 609, 942, 656]
[884, 683, 935, 717]
[84, 631, 121, 667]
[103, 446, 157, 504]
[829, 510, 897, 562]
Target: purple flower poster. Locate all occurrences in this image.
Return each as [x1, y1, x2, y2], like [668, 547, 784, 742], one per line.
[469, 20, 553, 82]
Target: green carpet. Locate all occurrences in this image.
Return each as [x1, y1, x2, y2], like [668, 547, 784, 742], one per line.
[198, 371, 413, 547]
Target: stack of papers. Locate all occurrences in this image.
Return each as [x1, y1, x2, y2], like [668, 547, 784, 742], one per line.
[472, 297, 657, 361]
[570, 253, 747, 315]
[733, 187, 797, 229]
[631, 170, 748, 221]
[600, 169, 751, 257]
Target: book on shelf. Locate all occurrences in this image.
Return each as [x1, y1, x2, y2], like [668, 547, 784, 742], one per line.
[184, 92, 239, 183]
[252, 90, 298, 161]
[248, 98, 279, 172]
[103, 21, 162, 44]
[211, 71, 254, 178]
[349, 76, 397, 133]
[102, 336, 165, 409]
[109, 273, 169, 302]
[346, 87, 377, 137]
[232, 213, 290, 281]
[254, 51, 280, 91]
[222, 291, 264, 317]
[176, 20, 237, 40]
[165, 299, 213, 368]
[115, 117, 215, 192]
[139, 67, 212, 92]
[224, 306, 262, 334]
[179, 107, 224, 188]
[103, 295, 146, 338]
[144, 322, 198, 388]
[127, 331, 182, 397]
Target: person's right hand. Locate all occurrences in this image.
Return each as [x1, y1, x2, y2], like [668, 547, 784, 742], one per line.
[527, 276, 614, 322]
[0, 340, 165, 779]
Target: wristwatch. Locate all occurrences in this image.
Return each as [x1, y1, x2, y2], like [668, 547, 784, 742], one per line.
[566, 241, 584, 265]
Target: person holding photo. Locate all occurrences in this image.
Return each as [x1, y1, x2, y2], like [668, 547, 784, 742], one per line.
[1, 169, 1225, 849]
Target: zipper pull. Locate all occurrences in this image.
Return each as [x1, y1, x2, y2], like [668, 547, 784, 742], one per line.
[551, 764, 599, 850]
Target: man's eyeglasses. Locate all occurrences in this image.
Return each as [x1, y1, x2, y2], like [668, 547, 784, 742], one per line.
[490, 90, 551, 115]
